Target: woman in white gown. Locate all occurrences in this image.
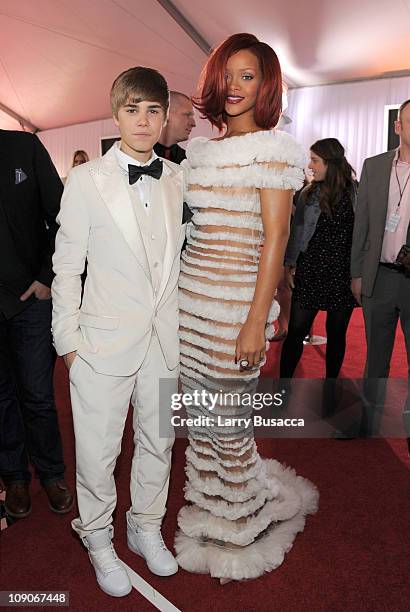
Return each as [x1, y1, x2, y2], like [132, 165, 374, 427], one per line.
[175, 33, 318, 582]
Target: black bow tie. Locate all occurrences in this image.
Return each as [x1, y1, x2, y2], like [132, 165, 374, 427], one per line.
[128, 158, 163, 184]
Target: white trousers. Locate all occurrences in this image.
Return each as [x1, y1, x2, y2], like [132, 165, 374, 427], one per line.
[69, 335, 178, 538]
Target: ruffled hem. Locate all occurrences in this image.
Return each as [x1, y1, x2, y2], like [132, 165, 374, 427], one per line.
[175, 458, 319, 580]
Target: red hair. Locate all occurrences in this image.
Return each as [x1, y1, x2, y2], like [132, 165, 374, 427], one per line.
[194, 33, 282, 131]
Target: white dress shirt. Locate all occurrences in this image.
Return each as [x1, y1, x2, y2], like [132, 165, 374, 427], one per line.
[114, 142, 159, 215]
[113, 142, 168, 297]
[380, 148, 410, 262]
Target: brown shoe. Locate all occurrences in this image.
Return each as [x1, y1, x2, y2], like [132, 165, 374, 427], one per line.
[43, 479, 74, 514]
[5, 482, 32, 518]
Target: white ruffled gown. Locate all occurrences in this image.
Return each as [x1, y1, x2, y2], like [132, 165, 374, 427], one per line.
[175, 130, 319, 580]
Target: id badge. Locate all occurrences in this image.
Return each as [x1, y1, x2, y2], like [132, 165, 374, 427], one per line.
[385, 212, 400, 233]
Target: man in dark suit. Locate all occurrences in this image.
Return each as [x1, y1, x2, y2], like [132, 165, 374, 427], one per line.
[154, 91, 195, 163]
[351, 99, 410, 439]
[0, 129, 73, 517]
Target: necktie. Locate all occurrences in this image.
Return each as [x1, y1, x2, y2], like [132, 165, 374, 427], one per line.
[128, 158, 163, 184]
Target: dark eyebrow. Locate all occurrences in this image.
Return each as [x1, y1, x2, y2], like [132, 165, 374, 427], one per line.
[123, 102, 162, 109]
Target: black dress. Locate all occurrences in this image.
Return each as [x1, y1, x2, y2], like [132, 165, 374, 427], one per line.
[292, 191, 357, 311]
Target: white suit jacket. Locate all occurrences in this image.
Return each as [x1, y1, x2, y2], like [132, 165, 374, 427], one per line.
[51, 145, 185, 376]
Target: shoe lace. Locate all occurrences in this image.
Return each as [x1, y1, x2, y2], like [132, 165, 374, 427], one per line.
[138, 530, 167, 558]
[90, 543, 121, 574]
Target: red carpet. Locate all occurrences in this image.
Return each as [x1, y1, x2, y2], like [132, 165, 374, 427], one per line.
[264, 308, 408, 379]
[1, 310, 409, 611]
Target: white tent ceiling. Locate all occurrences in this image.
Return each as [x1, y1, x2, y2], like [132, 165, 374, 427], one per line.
[1, 0, 410, 131]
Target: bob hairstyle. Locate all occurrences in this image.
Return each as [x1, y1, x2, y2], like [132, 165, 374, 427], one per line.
[194, 33, 282, 131]
[306, 138, 356, 216]
[110, 66, 169, 118]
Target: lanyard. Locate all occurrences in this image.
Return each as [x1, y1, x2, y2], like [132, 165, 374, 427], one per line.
[395, 157, 410, 209]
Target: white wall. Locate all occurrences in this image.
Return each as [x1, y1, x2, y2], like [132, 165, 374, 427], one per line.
[38, 114, 214, 178]
[38, 117, 119, 178]
[287, 75, 410, 176]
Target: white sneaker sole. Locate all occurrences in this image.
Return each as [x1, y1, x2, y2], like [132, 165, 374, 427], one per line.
[97, 579, 132, 598]
[93, 563, 132, 598]
[127, 539, 178, 577]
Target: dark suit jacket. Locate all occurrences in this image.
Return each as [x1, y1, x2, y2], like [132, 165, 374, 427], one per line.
[0, 130, 63, 316]
[351, 150, 399, 297]
[154, 142, 186, 164]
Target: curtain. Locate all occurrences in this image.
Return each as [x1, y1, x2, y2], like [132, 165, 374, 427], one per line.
[286, 75, 410, 176]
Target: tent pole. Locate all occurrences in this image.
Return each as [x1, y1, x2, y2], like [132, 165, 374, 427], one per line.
[0, 101, 39, 133]
[155, 0, 212, 55]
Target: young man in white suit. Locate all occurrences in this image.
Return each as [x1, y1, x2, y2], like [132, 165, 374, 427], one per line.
[52, 67, 187, 597]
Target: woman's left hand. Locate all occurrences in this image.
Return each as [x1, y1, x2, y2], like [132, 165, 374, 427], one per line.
[235, 321, 266, 369]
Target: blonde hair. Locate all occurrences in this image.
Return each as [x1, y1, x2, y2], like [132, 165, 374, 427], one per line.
[71, 150, 89, 167]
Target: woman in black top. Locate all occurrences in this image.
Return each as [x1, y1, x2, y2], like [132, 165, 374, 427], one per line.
[280, 138, 357, 378]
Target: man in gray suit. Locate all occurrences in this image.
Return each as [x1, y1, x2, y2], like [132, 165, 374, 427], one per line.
[351, 99, 410, 438]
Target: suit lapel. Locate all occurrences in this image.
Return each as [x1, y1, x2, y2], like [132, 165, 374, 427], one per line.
[89, 150, 182, 294]
[90, 147, 150, 279]
[372, 151, 396, 237]
[155, 165, 183, 302]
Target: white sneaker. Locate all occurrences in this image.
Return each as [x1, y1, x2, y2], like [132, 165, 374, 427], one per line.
[83, 526, 132, 597]
[126, 511, 178, 577]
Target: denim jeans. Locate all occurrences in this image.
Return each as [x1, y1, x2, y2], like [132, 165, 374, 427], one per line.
[0, 298, 65, 485]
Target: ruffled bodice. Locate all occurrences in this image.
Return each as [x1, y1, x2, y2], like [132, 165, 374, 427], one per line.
[184, 129, 305, 212]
